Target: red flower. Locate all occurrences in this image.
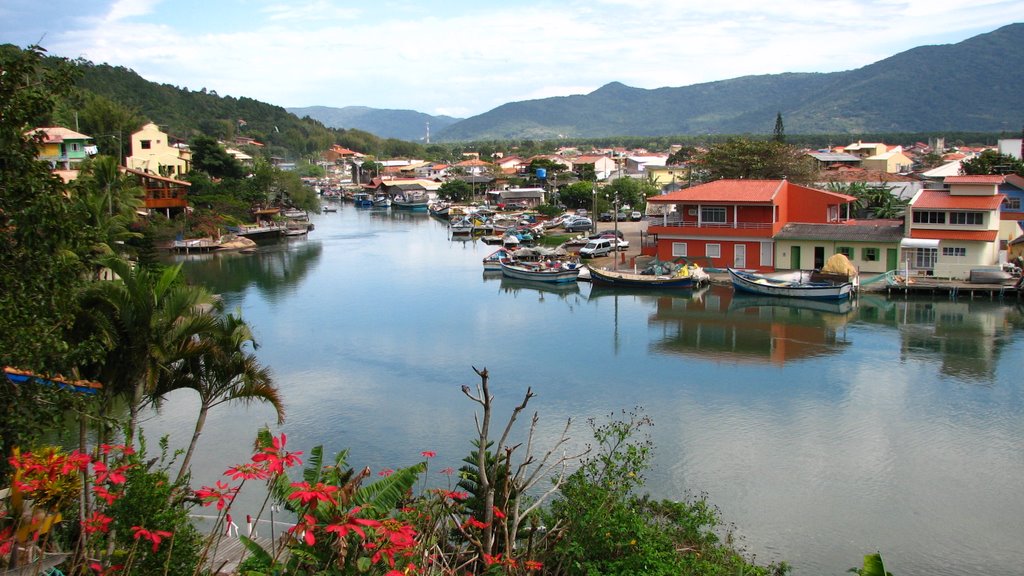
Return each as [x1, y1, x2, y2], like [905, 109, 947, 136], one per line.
[492, 506, 506, 519]
[324, 508, 381, 540]
[131, 526, 173, 552]
[461, 517, 488, 530]
[288, 514, 318, 546]
[223, 462, 270, 481]
[288, 481, 339, 506]
[525, 559, 543, 570]
[420, 451, 436, 458]
[439, 490, 468, 501]
[439, 467, 454, 475]
[195, 480, 239, 510]
[92, 486, 120, 505]
[377, 468, 394, 477]
[92, 461, 131, 485]
[89, 562, 124, 575]
[82, 511, 113, 535]
[99, 443, 135, 456]
[251, 433, 303, 475]
[367, 518, 417, 567]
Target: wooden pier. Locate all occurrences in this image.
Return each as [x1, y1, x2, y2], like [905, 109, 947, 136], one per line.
[882, 276, 1022, 300]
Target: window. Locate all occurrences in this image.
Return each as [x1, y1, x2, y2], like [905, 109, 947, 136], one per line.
[949, 212, 983, 225]
[70, 143, 79, 152]
[1003, 197, 1021, 210]
[706, 243, 721, 258]
[828, 205, 839, 222]
[862, 247, 880, 262]
[140, 140, 152, 150]
[836, 246, 853, 258]
[912, 211, 945, 224]
[942, 246, 966, 257]
[672, 242, 688, 257]
[700, 206, 727, 224]
[914, 248, 937, 269]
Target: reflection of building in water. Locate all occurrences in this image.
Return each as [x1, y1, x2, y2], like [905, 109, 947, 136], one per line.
[892, 299, 1017, 381]
[646, 286, 853, 365]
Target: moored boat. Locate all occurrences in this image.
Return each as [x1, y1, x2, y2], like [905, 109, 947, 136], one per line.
[728, 268, 853, 300]
[589, 263, 709, 288]
[499, 260, 582, 284]
[482, 248, 514, 271]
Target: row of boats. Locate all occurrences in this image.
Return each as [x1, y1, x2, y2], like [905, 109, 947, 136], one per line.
[484, 248, 857, 301]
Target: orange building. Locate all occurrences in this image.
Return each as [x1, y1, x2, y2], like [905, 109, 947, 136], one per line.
[646, 179, 855, 271]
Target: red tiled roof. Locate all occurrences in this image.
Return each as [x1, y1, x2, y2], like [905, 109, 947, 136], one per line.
[912, 190, 1004, 210]
[909, 229, 998, 242]
[944, 175, 1005, 184]
[649, 179, 784, 203]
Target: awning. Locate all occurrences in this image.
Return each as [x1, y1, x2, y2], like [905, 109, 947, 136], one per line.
[900, 238, 940, 249]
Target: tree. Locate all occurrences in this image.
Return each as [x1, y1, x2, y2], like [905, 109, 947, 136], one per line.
[959, 149, 1024, 176]
[694, 137, 818, 183]
[438, 179, 473, 203]
[773, 112, 786, 143]
[190, 135, 246, 179]
[80, 257, 216, 445]
[559, 181, 597, 210]
[163, 305, 282, 482]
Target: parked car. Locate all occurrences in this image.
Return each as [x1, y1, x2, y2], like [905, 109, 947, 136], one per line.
[564, 218, 594, 233]
[598, 212, 612, 222]
[630, 210, 643, 221]
[579, 237, 613, 258]
[616, 211, 629, 221]
[590, 229, 624, 240]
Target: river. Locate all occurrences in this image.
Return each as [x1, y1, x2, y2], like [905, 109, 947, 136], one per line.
[146, 203, 1024, 576]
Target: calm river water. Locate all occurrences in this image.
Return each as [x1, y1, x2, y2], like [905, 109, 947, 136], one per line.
[147, 204, 1024, 576]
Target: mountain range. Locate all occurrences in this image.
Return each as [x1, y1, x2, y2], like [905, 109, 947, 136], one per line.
[293, 23, 1024, 142]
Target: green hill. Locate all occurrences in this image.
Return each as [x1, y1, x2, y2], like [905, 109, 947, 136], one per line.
[437, 23, 1024, 141]
[287, 105, 461, 142]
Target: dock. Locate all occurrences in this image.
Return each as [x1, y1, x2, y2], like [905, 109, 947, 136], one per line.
[883, 276, 1022, 300]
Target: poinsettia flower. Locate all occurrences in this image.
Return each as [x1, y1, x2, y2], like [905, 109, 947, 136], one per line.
[251, 433, 303, 475]
[92, 461, 131, 485]
[525, 559, 543, 570]
[92, 486, 120, 505]
[288, 481, 339, 506]
[461, 516, 489, 530]
[492, 506, 506, 519]
[194, 480, 239, 510]
[288, 514, 318, 546]
[377, 468, 394, 477]
[324, 508, 381, 540]
[439, 467, 454, 475]
[223, 462, 270, 481]
[131, 525, 173, 552]
[82, 511, 114, 535]
[420, 451, 436, 458]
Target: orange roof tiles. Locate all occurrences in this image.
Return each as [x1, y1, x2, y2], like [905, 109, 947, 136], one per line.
[912, 190, 1004, 210]
[944, 175, 1005, 184]
[649, 179, 785, 203]
[909, 229, 998, 242]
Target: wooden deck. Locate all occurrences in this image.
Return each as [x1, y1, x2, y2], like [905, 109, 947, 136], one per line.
[205, 534, 280, 575]
[882, 276, 1022, 300]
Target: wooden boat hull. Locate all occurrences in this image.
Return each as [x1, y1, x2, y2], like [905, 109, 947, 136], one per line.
[589, 266, 699, 288]
[500, 261, 581, 284]
[728, 268, 853, 300]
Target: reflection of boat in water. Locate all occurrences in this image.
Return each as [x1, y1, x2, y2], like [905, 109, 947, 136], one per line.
[728, 293, 855, 315]
[728, 268, 853, 300]
[500, 260, 582, 284]
[587, 282, 709, 302]
[499, 277, 581, 297]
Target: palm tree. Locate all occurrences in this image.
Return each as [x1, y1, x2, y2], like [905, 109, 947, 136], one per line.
[83, 256, 216, 445]
[165, 304, 284, 482]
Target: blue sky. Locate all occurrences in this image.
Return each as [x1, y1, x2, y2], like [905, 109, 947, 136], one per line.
[3, 0, 1023, 118]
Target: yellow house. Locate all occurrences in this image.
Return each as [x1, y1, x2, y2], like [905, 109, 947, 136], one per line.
[126, 122, 191, 177]
[645, 164, 690, 187]
[862, 146, 914, 174]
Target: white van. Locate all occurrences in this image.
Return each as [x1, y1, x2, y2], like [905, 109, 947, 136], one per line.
[579, 238, 613, 258]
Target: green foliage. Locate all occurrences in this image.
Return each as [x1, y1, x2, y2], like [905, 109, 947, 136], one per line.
[603, 177, 658, 211]
[547, 409, 782, 576]
[559, 181, 598, 210]
[959, 149, 1024, 176]
[850, 552, 892, 576]
[191, 135, 246, 179]
[694, 138, 819, 183]
[0, 45, 98, 374]
[438, 179, 474, 202]
[106, 437, 204, 576]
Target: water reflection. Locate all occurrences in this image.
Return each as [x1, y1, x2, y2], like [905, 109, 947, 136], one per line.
[640, 285, 853, 364]
[169, 239, 323, 303]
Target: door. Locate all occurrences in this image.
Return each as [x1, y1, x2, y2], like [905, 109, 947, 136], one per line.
[814, 246, 825, 269]
[887, 248, 898, 271]
[791, 246, 801, 269]
[734, 244, 746, 268]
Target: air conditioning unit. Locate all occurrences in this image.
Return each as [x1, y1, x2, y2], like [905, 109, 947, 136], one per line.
[687, 209, 697, 216]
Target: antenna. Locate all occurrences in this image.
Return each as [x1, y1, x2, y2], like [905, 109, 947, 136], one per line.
[425, 121, 430, 144]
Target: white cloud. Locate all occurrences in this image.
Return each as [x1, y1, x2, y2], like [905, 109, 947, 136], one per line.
[24, 0, 1024, 115]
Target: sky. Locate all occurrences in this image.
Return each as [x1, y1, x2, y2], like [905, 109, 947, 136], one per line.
[3, 0, 1023, 119]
